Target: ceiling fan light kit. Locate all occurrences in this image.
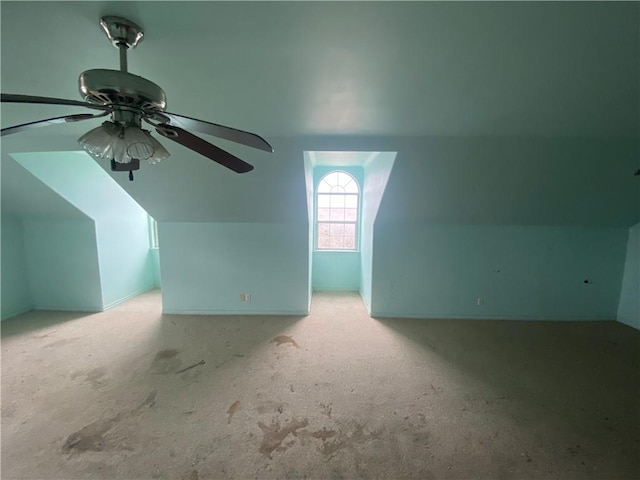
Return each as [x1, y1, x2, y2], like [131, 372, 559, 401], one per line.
[78, 121, 170, 165]
[1, 16, 273, 179]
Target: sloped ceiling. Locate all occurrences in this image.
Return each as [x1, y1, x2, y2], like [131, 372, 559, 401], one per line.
[1, 1, 638, 225]
[1, 155, 88, 220]
[12, 151, 148, 223]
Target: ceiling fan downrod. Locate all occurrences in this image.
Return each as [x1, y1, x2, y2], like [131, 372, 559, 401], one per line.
[99, 16, 144, 73]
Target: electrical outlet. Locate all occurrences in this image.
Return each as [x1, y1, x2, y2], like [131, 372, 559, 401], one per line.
[240, 293, 251, 302]
[477, 297, 484, 306]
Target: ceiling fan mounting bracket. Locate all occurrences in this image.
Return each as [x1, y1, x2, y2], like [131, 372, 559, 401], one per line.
[99, 16, 144, 50]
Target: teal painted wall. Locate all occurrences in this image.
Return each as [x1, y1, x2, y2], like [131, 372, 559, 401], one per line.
[22, 219, 103, 311]
[1, 214, 31, 319]
[304, 154, 315, 310]
[360, 153, 396, 313]
[13, 151, 155, 309]
[312, 252, 360, 291]
[371, 225, 628, 320]
[159, 222, 309, 314]
[96, 218, 155, 308]
[617, 223, 639, 329]
[360, 220, 374, 312]
[150, 249, 162, 288]
[2, 138, 635, 321]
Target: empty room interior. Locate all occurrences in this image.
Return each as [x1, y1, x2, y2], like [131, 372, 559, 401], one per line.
[1, 2, 639, 479]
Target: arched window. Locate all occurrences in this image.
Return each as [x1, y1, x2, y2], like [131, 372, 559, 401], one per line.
[316, 171, 359, 250]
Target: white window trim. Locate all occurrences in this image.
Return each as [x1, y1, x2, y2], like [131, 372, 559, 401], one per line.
[148, 216, 159, 249]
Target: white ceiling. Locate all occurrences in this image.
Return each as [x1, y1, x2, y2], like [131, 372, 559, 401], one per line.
[1, 1, 638, 138]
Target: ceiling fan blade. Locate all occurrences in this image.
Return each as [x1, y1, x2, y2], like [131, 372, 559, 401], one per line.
[155, 124, 254, 173]
[1, 93, 112, 112]
[157, 111, 273, 153]
[1, 111, 110, 137]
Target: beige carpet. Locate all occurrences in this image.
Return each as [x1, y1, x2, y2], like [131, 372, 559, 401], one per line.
[2, 290, 639, 479]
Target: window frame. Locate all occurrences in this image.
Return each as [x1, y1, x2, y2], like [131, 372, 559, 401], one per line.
[315, 170, 360, 252]
[148, 216, 159, 249]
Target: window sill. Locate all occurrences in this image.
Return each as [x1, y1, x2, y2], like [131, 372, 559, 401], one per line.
[314, 249, 360, 253]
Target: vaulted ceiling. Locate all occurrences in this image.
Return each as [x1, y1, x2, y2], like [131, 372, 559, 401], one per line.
[2, 1, 638, 225]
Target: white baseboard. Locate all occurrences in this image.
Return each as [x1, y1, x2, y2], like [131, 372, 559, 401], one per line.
[371, 312, 615, 321]
[616, 316, 640, 330]
[102, 286, 155, 310]
[162, 308, 309, 316]
[31, 305, 102, 313]
[359, 291, 371, 314]
[312, 287, 360, 292]
[1, 306, 33, 321]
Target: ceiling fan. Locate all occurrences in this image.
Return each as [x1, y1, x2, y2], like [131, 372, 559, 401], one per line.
[1, 16, 273, 180]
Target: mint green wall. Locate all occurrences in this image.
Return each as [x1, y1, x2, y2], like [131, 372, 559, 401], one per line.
[371, 225, 628, 319]
[617, 223, 639, 329]
[360, 154, 396, 313]
[1, 215, 31, 319]
[363, 137, 635, 321]
[159, 222, 308, 314]
[304, 154, 315, 309]
[22, 220, 103, 311]
[360, 221, 374, 313]
[150, 249, 162, 288]
[2, 136, 635, 321]
[13, 151, 154, 309]
[312, 252, 360, 291]
[96, 219, 154, 308]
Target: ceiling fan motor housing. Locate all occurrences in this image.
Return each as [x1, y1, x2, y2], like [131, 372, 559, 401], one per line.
[78, 69, 167, 112]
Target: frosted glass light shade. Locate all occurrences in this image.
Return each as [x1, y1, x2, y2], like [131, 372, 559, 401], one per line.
[124, 126, 155, 160]
[78, 121, 121, 159]
[78, 121, 170, 165]
[144, 131, 170, 164]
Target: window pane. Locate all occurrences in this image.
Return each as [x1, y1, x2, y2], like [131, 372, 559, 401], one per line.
[318, 223, 330, 235]
[329, 236, 344, 249]
[345, 195, 358, 208]
[330, 224, 344, 236]
[344, 236, 355, 249]
[330, 195, 345, 208]
[318, 194, 331, 207]
[330, 208, 345, 221]
[318, 235, 330, 248]
[318, 172, 358, 193]
[318, 181, 332, 193]
[317, 208, 330, 221]
[326, 172, 339, 186]
[345, 208, 357, 221]
[345, 223, 355, 236]
[344, 180, 358, 194]
[337, 172, 357, 192]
